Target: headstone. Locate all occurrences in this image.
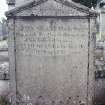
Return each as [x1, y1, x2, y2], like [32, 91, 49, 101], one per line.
[6, 0, 97, 105]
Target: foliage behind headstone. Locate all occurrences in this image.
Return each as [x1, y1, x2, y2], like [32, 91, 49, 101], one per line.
[72, 0, 98, 8]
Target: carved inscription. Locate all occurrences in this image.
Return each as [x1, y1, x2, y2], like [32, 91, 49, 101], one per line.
[16, 19, 88, 56]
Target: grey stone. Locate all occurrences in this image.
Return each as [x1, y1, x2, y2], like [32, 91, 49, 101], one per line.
[6, 0, 97, 105]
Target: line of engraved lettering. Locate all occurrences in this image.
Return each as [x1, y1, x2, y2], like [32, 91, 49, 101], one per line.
[23, 49, 54, 56]
[17, 31, 88, 38]
[17, 43, 86, 50]
[18, 46, 86, 56]
[22, 36, 73, 42]
[35, 25, 79, 31]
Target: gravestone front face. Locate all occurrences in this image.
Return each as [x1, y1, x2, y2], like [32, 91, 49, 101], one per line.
[7, 0, 97, 105]
[16, 18, 89, 104]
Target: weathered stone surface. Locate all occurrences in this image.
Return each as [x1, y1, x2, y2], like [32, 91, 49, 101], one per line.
[6, 0, 97, 105]
[15, 18, 89, 105]
[6, 0, 97, 17]
[16, 0, 88, 16]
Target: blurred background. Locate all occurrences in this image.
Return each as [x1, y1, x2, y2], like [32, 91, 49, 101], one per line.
[0, 0, 9, 96]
